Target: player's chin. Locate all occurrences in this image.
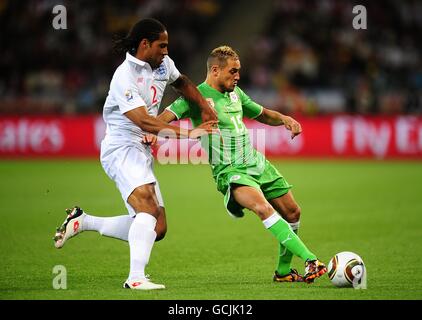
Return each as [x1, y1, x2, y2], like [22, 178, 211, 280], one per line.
[227, 84, 236, 92]
[151, 60, 162, 69]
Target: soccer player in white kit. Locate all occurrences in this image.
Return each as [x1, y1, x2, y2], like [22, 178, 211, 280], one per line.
[53, 18, 217, 290]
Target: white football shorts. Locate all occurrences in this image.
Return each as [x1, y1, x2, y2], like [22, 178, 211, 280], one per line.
[100, 139, 164, 217]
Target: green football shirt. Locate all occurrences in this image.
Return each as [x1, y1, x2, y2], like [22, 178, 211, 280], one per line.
[167, 82, 264, 176]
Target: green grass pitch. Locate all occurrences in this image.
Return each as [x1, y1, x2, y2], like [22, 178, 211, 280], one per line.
[0, 159, 421, 300]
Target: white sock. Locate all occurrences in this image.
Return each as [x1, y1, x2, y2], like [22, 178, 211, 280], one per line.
[128, 213, 157, 281]
[82, 214, 134, 241]
[289, 220, 300, 233]
[262, 212, 282, 229]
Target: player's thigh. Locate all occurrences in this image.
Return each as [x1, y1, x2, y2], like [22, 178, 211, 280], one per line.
[101, 143, 160, 217]
[269, 191, 301, 222]
[127, 183, 161, 218]
[260, 160, 292, 201]
[231, 184, 274, 219]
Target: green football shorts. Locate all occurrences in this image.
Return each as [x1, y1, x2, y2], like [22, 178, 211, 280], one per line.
[215, 159, 292, 218]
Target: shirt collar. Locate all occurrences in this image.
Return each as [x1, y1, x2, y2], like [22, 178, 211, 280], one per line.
[203, 82, 228, 97]
[126, 52, 148, 67]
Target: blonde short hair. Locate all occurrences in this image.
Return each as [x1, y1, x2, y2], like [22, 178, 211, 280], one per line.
[207, 45, 239, 71]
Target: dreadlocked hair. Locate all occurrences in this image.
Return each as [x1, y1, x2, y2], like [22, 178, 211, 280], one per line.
[113, 18, 166, 55]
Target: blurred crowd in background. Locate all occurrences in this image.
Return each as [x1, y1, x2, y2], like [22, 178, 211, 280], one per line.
[0, 0, 227, 114]
[242, 0, 422, 115]
[1, 0, 421, 116]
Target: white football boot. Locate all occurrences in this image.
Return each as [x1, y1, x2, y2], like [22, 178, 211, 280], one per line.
[53, 206, 86, 249]
[123, 278, 165, 290]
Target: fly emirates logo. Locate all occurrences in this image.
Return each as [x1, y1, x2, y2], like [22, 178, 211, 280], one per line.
[332, 116, 422, 158]
[0, 119, 63, 153]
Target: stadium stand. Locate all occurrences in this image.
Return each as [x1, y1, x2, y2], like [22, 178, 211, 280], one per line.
[0, 0, 421, 115]
[241, 0, 422, 115]
[0, 0, 229, 114]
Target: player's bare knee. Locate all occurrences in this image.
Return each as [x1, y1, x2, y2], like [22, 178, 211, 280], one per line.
[130, 187, 159, 215]
[286, 205, 301, 223]
[132, 187, 153, 201]
[252, 202, 274, 220]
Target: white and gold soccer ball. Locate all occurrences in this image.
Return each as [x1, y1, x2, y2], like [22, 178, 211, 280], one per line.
[327, 251, 367, 289]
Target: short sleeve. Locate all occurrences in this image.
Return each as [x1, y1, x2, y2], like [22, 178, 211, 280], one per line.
[165, 56, 181, 84]
[166, 96, 191, 120]
[237, 87, 263, 119]
[110, 67, 146, 114]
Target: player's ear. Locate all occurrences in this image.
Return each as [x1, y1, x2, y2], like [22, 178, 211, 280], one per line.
[140, 39, 150, 48]
[211, 65, 219, 76]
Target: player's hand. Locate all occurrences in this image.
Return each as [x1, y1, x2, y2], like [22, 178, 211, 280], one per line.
[141, 133, 158, 146]
[282, 116, 302, 139]
[189, 121, 219, 139]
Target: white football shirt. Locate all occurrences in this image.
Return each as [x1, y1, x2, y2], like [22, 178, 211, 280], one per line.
[102, 52, 181, 143]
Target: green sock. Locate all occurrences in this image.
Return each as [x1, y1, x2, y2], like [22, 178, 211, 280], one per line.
[268, 218, 316, 263]
[277, 244, 294, 275]
[276, 222, 299, 276]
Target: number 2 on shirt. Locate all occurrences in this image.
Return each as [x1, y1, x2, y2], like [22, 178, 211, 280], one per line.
[151, 86, 158, 105]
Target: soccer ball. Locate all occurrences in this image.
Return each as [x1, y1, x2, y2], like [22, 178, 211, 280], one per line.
[327, 251, 366, 288]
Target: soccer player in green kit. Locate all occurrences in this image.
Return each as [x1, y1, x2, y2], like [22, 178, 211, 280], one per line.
[155, 46, 327, 283]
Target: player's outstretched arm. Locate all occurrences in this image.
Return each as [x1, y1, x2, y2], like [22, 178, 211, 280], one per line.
[157, 109, 177, 123]
[171, 74, 217, 122]
[125, 106, 217, 139]
[142, 109, 215, 144]
[255, 108, 302, 139]
[142, 110, 177, 145]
